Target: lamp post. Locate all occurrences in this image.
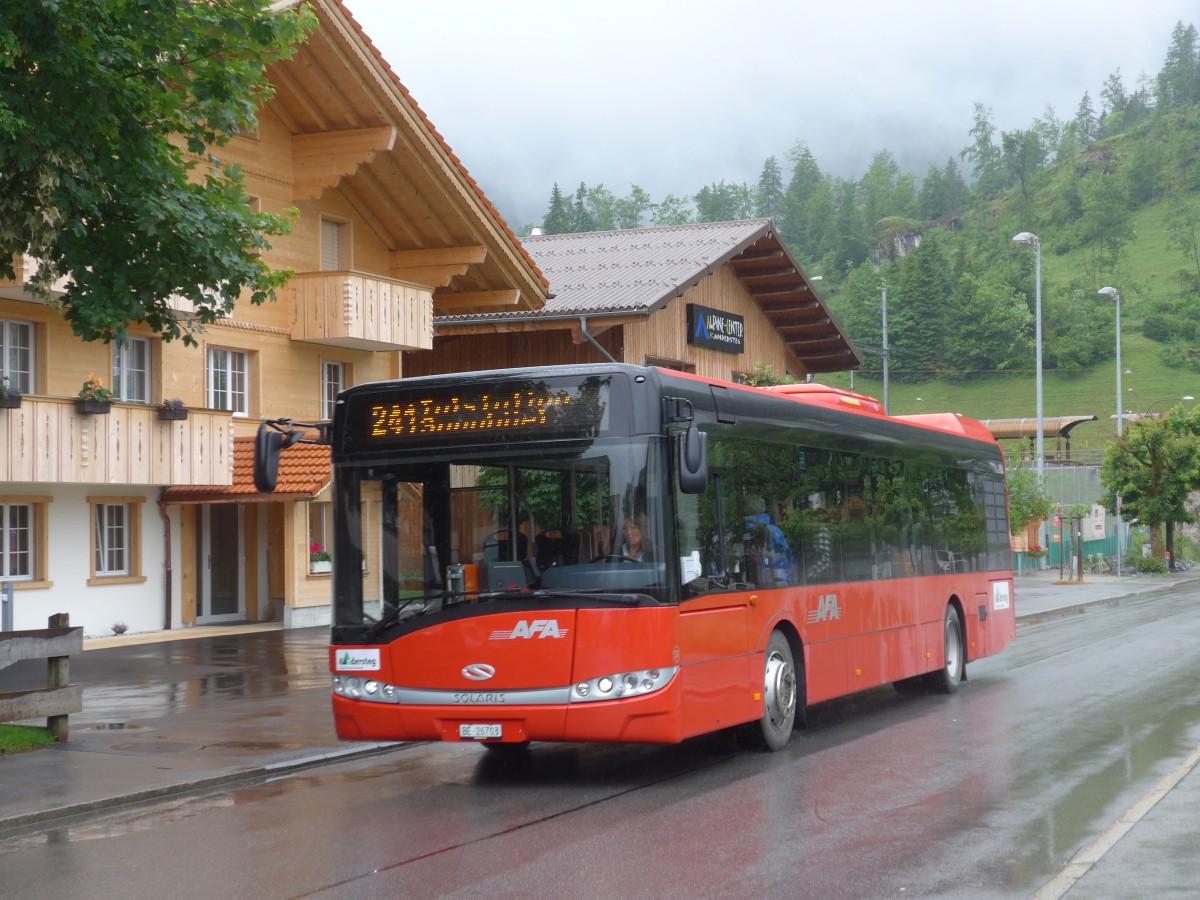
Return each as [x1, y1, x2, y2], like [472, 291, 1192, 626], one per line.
[1098, 286, 1123, 567]
[1012, 233, 1044, 487]
[1014, 232, 1045, 564]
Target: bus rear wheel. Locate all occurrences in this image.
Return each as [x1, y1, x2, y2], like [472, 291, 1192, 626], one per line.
[745, 630, 799, 752]
[926, 604, 964, 694]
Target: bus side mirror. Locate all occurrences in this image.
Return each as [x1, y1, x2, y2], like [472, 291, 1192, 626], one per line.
[253, 424, 284, 493]
[678, 425, 708, 494]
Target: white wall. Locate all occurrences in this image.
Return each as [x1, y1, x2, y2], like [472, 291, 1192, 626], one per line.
[4, 485, 165, 637]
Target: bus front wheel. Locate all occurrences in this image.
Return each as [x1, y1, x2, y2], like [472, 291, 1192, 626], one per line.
[746, 630, 799, 752]
[927, 604, 964, 694]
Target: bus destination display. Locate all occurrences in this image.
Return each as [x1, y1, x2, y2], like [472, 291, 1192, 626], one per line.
[357, 379, 610, 445]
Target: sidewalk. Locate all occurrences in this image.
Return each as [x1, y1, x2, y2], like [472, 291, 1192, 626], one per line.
[2, 569, 1197, 833]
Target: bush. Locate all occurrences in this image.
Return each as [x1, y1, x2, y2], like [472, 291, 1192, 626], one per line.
[1134, 555, 1167, 574]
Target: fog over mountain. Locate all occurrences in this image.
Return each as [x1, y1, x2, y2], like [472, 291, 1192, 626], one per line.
[346, 0, 1197, 228]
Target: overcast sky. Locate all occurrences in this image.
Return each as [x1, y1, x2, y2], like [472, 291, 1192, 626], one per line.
[345, 1, 1199, 229]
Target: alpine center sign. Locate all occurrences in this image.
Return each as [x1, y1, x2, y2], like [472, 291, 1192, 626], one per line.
[687, 304, 744, 353]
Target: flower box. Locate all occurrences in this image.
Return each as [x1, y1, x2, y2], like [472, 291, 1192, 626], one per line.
[76, 398, 112, 415]
[309, 560, 332, 574]
[157, 406, 189, 421]
[0, 395, 21, 409]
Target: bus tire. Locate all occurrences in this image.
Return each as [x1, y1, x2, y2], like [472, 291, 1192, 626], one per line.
[747, 630, 799, 752]
[927, 604, 964, 694]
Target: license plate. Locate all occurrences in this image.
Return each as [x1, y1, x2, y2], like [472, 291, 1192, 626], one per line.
[459, 723, 502, 740]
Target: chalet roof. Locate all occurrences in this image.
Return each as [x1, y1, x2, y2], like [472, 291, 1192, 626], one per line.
[161, 438, 330, 504]
[436, 220, 861, 373]
[265, 0, 549, 313]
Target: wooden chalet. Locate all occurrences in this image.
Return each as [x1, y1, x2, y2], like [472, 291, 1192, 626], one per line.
[0, 0, 547, 634]
[406, 219, 860, 382]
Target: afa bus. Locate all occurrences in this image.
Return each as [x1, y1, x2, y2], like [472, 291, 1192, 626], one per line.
[255, 364, 1015, 752]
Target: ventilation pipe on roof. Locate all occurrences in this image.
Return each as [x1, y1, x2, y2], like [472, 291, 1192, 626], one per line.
[579, 316, 617, 363]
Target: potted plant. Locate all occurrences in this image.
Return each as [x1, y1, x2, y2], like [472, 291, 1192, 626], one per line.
[309, 542, 332, 574]
[0, 375, 22, 409]
[158, 398, 188, 421]
[76, 373, 114, 414]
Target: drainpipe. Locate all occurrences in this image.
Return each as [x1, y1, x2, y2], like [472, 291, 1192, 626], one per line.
[158, 497, 173, 631]
[579, 316, 617, 363]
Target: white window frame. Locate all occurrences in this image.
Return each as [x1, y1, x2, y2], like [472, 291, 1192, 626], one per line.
[93, 503, 129, 576]
[112, 337, 150, 403]
[0, 319, 35, 394]
[87, 496, 145, 584]
[321, 361, 345, 420]
[207, 348, 249, 416]
[0, 502, 34, 581]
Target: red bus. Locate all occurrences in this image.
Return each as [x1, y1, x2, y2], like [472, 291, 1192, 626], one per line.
[257, 364, 1014, 751]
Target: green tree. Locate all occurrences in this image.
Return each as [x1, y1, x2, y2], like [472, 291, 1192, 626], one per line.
[0, 0, 315, 345]
[1156, 21, 1200, 112]
[941, 272, 1033, 378]
[693, 180, 752, 222]
[1078, 171, 1135, 281]
[585, 184, 619, 231]
[754, 156, 785, 220]
[890, 234, 950, 377]
[1074, 91, 1098, 145]
[960, 102, 1003, 198]
[614, 185, 653, 229]
[652, 194, 694, 226]
[778, 141, 823, 253]
[542, 182, 572, 234]
[1005, 452, 1052, 536]
[1100, 414, 1200, 559]
[569, 182, 596, 232]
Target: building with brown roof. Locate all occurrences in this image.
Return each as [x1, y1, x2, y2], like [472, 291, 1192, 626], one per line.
[406, 219, 860, 382]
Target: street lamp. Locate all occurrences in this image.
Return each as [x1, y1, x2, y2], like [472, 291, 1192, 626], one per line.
[1014, 232, 1044, 565]
[1098, 286, 1123, 568]
[1012, 233, 1044, 487]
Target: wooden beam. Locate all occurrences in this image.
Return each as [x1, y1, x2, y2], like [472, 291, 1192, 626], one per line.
[391, 264, 470, 288]
[292, 126, 398, 200]
[391, 245, 487, 268]
[433, 289, 521, 311]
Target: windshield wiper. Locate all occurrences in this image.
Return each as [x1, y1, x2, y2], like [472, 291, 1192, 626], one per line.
[528, 589, 652, 606]
[360, 596, 421, 642]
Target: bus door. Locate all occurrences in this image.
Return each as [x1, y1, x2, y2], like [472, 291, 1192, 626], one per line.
[674, 473, 754, 735]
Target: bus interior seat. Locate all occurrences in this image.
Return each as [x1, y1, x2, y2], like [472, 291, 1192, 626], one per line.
[482, 529, 528, 562]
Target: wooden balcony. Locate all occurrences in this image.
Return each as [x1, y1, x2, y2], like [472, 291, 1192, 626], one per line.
[0, 255, 71, 302]
[290, 270, 432, 351]
[0, 398, 233, 486]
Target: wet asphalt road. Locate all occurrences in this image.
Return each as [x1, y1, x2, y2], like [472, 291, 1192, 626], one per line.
[3, 592, 1200, 898]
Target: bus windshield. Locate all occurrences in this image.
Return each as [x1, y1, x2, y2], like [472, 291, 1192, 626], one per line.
[332, 435, 673, 628]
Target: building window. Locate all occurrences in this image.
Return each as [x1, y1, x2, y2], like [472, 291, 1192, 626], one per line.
[112, 337, 150, 403]
[207, 348, 249, 415]
[1, 502, 33, 580]
[320, 218, 347, 270]
[88, 497, 144, 584]
[321, 361, 345, 420]
[0, 319, 35, 394]
[309, 501, 331, 573]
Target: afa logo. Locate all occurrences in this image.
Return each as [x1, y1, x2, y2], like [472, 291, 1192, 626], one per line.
[806, 594, 841, 624]
[489, 619, 570, 640]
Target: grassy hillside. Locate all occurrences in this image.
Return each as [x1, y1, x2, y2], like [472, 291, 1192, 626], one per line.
[818, 196, 1200, 453]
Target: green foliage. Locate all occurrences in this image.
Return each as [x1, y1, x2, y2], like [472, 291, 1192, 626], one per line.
[0, 0, 316, 345]
[1005, 452, 1052, 535]
[1134, 554, 1168, 574]
[0, 724, 55, 755]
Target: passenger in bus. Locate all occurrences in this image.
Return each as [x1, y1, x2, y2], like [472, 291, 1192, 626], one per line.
[620, 513, 653, 561]
[744, 496, 794, 573]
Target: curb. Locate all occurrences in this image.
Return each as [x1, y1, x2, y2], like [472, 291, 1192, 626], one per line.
[1015, 576, 1200, 626]
[0, 740, 405, 834]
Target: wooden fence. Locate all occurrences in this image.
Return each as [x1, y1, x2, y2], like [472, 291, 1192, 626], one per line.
[0, 613, 83, 741]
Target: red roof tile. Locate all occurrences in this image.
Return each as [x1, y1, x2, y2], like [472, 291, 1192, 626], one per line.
[161, 437, 330, 504]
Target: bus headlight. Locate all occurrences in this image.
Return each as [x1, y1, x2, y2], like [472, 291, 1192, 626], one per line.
[570, 667, 677, 703]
